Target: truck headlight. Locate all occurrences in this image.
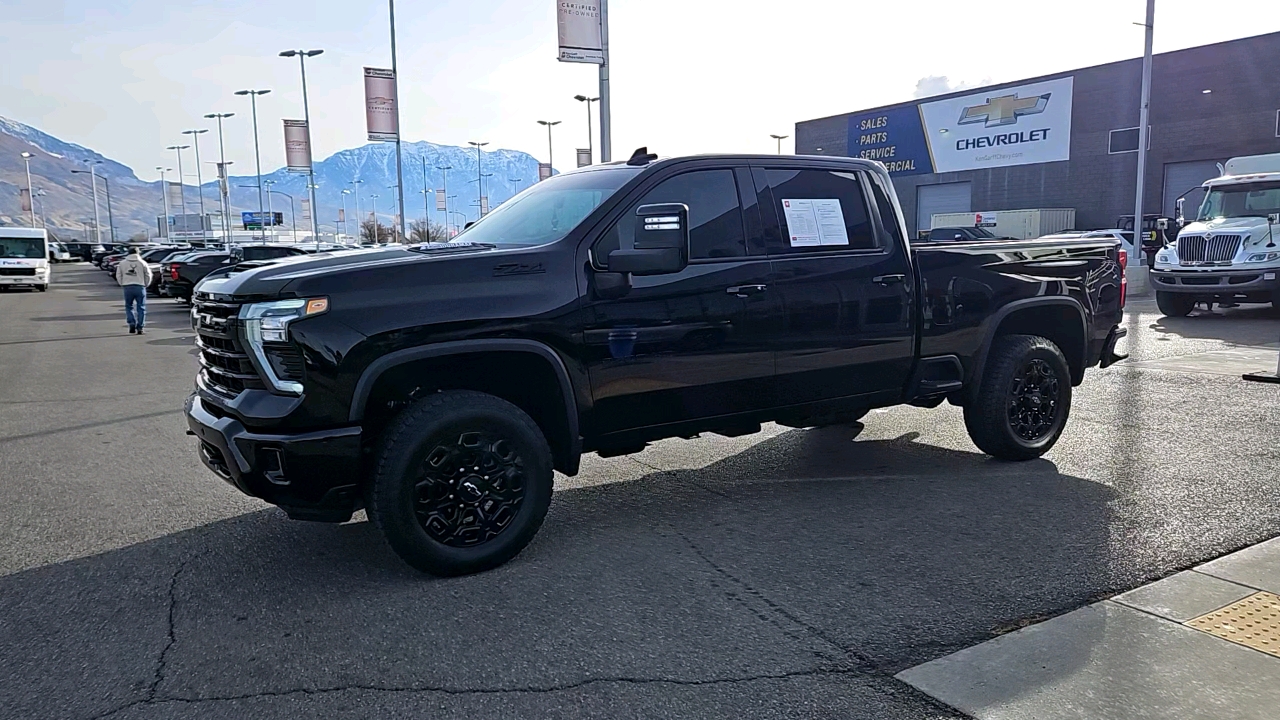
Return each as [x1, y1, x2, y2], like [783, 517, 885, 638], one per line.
[1156, 251, 1174, 265]
[1246, 252, 1280, 263]
[238, 298, 328, 394]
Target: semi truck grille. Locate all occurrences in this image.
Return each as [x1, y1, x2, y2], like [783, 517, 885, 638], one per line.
[1178, 235, 1242, 264]
[192, 294, 265, 398]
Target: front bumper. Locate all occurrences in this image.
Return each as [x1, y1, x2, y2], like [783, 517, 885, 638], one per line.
[185, 394, 364, 521]
[0, 270, 48, 285]
[1150, 268, 1280, 298]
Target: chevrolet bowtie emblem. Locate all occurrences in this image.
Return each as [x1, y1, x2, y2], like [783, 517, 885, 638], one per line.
[958, 93, 1051, 127]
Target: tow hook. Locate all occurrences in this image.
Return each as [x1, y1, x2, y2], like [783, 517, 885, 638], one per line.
[1100, 327, 1129, 368]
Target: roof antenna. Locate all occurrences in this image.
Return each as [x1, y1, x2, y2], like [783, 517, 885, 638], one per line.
[627, 147, 658, 166]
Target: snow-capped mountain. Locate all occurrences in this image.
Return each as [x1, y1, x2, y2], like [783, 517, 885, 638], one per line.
[0, 114, 549, 237]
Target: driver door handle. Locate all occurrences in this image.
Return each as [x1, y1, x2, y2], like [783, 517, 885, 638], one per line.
[872, 274, 906, 285]
[727, 284, 768, 297]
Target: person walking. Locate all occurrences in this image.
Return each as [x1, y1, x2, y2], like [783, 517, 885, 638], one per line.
[114, 246, 153, 335]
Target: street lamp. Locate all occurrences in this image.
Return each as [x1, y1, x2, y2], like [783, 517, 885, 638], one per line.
[182, 128, 210, 243]
[279, 48, 324, 243]
[536, 120, 561, 175]
[266, 187, 297, 244]
[205, 112, 235, 248]
[32, 189, 46, 229]
[156, 166, 172, 237]
[19, 151, 35, 227]
[234, 89, 271, 219]
[166, 145, 191, 228]
[340, 188, 352, 241]
[369, 194, 381, 243]
[70, 161, 109, 243]
[770, 134, 789, 155]
[574, 95, 599, 165]
[468, 141, 488, 216]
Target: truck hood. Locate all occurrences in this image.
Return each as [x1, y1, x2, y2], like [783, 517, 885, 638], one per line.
[194, 243, 502, 300]
[1180, 217, 1275, 245]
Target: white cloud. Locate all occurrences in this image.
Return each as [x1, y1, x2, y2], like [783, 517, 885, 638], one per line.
[912, 76, 995, 99]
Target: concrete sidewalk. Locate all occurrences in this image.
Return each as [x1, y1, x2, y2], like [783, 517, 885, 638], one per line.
[898, 536, 1280, 719]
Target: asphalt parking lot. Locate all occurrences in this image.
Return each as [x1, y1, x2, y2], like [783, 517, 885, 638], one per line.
[3, 263, 1279, 719]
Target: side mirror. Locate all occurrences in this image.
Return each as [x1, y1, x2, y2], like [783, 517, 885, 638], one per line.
[1156, 218, 1168, 231]
[607, 203, 689, 276]
[1175, 198, 1185, 224]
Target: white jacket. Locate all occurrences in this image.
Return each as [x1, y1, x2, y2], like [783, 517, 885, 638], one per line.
[115, 255, 154, 287]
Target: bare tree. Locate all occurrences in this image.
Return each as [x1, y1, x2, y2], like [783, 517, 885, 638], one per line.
[360, 218, 390, 244]
[409, 219, 451, 243]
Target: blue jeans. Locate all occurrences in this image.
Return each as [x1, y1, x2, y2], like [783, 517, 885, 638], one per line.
[123, 285, 146, 330]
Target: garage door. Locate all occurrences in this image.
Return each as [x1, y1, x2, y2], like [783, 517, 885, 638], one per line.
[917, 182, 972, 235]
[1163, 160, 1222, 219]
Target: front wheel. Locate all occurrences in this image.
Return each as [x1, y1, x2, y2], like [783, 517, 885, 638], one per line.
[368, 390, 554, 576]
[1156, 291, 1196, 317]
[964, 334, 1072, 461]
[36, 284, 48, 292]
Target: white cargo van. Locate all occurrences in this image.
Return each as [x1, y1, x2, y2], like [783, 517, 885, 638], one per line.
[0, 227, 50, 292]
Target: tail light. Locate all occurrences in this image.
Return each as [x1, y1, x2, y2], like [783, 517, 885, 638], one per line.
[1118, 248, 1128, 308]
[170, 265, 180, 281]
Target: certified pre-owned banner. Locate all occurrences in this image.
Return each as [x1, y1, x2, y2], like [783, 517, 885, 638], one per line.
[283, 119, 312, 174]
[847, 76, 1074, 176]
[557, 1, 603, 64]
[364, 67, 399, 141]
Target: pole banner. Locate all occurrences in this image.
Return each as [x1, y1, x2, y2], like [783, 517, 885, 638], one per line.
[557, 1, 604, 64]
[283, 119, 312, 173]
[364, 67, 399, 141]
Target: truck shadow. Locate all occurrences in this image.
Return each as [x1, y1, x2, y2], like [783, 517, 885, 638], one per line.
[1146, 304, 1280, 347]
[0, 430, 1121, 719]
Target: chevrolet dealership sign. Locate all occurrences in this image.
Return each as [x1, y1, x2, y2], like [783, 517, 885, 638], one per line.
[848, 77, 1074, 175]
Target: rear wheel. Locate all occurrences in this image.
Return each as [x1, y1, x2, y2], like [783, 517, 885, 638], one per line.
[964, 334, 1072, 461]
[1156, 291, 1196, 317]
[368, 390, 553, 576]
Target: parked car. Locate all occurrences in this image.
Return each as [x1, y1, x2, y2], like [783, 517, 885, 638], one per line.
[141, 247, 189, 294]
[166, 251, 232, 302]
[64, 242, 104, 262]
[230, 244, 311, 263]
[47, 241, 73, 262]
[186, 150, 1129, 577]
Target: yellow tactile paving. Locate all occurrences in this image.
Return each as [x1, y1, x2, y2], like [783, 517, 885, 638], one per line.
[1186, 591, 1280, 659]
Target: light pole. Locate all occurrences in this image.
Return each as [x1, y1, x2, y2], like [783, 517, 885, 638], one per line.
[537, 120, 561, 175]
[71, 163, 103, 245]
[770, 134, 789, 155]
[157, 167, 172, 238]
[599, 0, 612, 161]
[20, 152, 35, 227]
[370, 194, 381, 243]
[279, 49, 324, 244]
[267, 188, 297, 244]
[340, 188, 352, 240]
[1131, 0, 1155, 271]
[436, 165, 451, 233]
[468, 141, 488, 216]
[387, 184, 402, 241]
[182, 128, 209, 243]
[234, 89, 271, 219]
[32, 189, 46, 229]
[447, 195, 457, 234]
[101, 173, 116, 244]
[387, 0, 407, 243]
[167, 144, 190, 226]
[205, 112, 235, 248]
[574, 95, 598, 165]
[450, 210, 467, 231]
[420, 154, 431, 224]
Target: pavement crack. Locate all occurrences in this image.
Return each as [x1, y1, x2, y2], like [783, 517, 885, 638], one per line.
[673, 529, 876, 670]
[148, 556, 193, 702]
[144, 667, 861, 706]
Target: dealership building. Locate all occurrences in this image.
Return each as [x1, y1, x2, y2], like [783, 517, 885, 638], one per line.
[795, 31, 1280, 239]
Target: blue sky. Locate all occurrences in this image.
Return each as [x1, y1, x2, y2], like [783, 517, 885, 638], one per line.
[4, 0, 1278, 181]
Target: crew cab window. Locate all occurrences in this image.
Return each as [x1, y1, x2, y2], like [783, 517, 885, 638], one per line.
[594, 169, 747, 265]
[765, 169, 877, 253]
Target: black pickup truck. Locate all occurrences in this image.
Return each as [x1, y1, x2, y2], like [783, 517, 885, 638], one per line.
[186, 151, 1128, 576]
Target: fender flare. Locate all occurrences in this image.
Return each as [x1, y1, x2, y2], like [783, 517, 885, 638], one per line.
[965, 296, 1089, 400]
[349, 339, 581, 471]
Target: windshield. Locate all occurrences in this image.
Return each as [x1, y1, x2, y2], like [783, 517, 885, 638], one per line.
[0, 237, 45, 259]
[453, 167, 642, 248]
[1197, 181, 1280, 221]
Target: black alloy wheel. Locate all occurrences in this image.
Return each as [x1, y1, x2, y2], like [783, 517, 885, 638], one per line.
[369, 390, 554, 576]
[414, 432, 527, 548]
[963, 334, 1072, 461]
[1007, 358, 1062, 443]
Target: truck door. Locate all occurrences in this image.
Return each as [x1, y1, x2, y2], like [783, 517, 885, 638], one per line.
[581, 166, 779, 435]
[751, 163, 916, 405]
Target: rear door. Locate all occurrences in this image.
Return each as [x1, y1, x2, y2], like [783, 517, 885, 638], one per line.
[581, 165, 780, 435]
[752, 162, 916, 406]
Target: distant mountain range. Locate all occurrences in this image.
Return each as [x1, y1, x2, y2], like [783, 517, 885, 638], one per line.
[0, 114, 549, 240]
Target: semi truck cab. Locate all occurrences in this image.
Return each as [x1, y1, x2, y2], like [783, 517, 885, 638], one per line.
[1152, 153, 1280, 316]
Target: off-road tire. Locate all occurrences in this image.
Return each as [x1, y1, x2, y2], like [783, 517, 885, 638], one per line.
[963, 334, 1072, 461]
[1156, 291, 1195, 317]
[368, 390, 553, 576]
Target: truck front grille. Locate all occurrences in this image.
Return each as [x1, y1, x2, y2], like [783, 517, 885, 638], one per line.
[0, 268, 37, 276]
[192, 293, 265, 398]
[1178, 234, 1242, 264]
